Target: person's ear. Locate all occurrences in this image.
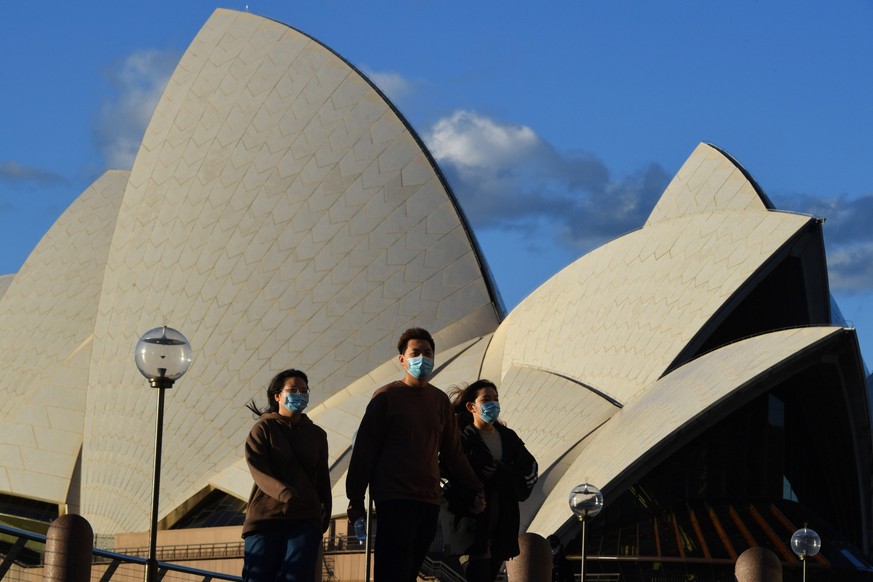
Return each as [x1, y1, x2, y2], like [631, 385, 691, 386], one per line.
[466, 402, 476, 414]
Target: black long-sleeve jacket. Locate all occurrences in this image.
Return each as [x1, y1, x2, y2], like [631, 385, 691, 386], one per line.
[441, 421, 538, 559]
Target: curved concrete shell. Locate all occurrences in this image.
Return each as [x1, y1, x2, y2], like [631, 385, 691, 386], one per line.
[526, 326, 852, 535]
[80, 9, 500, 534]
[496, 209, 813, 404]
[646, 142, 772, 225]
[0, 170, 128, 504]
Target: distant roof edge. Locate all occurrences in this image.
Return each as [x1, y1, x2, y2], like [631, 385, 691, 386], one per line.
[706, 142, 775, 209]
[645, 142, 774, 227]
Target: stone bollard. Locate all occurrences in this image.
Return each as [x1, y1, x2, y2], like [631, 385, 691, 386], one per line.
[735, 546, 782, 582]
[505, 532, 551, 582]
[43, 514, 93, 582]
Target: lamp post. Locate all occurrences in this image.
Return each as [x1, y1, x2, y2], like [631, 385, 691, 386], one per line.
[134, 326, 192, 582]
[569, 483, 603, 582]
[791, 526, 821, 582]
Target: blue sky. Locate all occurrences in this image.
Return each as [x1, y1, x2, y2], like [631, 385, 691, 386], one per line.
[2, 1, 872, 365]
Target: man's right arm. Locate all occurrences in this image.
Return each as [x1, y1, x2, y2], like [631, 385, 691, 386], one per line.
[345, 393, 387, 514]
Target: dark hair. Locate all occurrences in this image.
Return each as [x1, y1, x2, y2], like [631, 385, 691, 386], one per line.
[448, 379, 498, 427]
[246, 369, 309, 416]
[397, 327, 435, 354]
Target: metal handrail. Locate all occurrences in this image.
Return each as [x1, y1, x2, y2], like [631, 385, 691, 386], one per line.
[113, 540, 245, 561]
[0, 523, 242, 581]
[420, 555, 466, 582]
[3, 523, 508, 582]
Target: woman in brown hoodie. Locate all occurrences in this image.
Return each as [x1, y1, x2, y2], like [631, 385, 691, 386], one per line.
[242, 369, 331, 582]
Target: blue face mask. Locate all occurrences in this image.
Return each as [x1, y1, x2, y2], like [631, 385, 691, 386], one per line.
[406, 356, 434, 379]
[284, 392, 309, 413]
[478, 401, 500, 424]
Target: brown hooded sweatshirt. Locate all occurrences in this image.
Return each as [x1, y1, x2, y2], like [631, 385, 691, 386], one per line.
[242, 412, 331, 537]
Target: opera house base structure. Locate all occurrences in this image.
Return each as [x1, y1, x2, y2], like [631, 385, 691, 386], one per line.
[1, 8, 872, 582]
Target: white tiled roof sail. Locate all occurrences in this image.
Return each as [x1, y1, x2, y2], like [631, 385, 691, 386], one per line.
[526, 327, 847, 535]
[646, 142, 770, 225]
[495, 210, 812, 405]
[78, 9, 500, 533]
[0, 170, 128, 504]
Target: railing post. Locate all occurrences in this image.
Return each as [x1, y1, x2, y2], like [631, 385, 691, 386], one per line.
[44, 514, 94, 581]
[736, 546, 782, 582]
[505, 532, 551, 582]
[0, 537, 28, 578]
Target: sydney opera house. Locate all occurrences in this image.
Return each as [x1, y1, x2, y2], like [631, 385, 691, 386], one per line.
[2, 7, 873, 581]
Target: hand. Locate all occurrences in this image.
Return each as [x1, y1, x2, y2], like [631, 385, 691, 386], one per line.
[347, 501, 365, 528]
[469, 491, 487, 514]
[524, 461, 539, 487]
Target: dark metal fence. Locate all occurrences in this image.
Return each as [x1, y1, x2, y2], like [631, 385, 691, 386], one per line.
[0, 523, 242, 581]
[3, 524, 492, 582]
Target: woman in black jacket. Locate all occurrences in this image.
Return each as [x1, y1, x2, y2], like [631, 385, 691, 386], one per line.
[440, 379, 538, 582]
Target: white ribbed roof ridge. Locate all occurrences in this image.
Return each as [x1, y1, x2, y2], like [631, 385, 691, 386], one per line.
[646, 142, 772, 226]
[81, 9, 500, 533]
[0, 170, 127, 504]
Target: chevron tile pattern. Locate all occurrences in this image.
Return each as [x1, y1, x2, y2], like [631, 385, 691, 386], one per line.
[498, 210, 811, 405]
[0, 170, 128, 504]
[646, 142, 769, 225]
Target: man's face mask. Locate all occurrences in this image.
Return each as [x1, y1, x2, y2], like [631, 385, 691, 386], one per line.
[406, 355, 434, 379]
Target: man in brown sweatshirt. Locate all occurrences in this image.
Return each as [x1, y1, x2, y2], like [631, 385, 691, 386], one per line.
[346, 328, 484, 582]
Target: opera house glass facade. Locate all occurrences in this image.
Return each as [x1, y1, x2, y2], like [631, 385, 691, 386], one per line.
[2, 8, 873, 581]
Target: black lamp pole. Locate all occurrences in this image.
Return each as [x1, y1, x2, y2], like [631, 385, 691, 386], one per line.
[135, 327, 191, 582]
[145, 371, 173, 582]
[569, 483, 603, 582]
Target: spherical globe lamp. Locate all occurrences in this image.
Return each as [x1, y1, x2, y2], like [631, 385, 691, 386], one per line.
[569, 483, 603, 582]
[791, 527, 821, 559]
[791, 526, 821, 582]
[569, 483, 604, 522]
[135, 326, 192, 388]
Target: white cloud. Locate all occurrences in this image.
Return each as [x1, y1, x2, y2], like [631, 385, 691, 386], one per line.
[428, 110, 873, 297]
[428, 110, 542, 168]
[93, 49, 179, 170]
[424, 110, 667, 250]
[828, 243, 873, 292]
[774, 192, 873, 293]
[0, 161, 67, 187]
